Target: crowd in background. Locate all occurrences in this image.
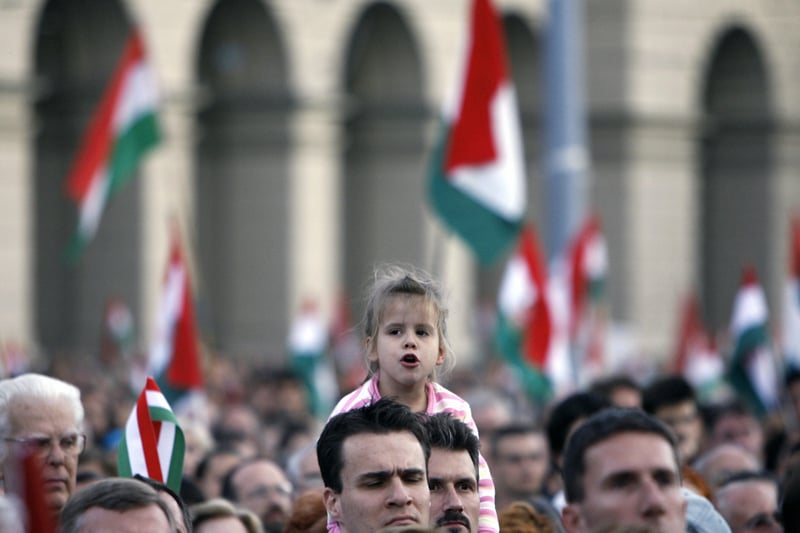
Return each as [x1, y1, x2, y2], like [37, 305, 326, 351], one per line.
[0, 342, 797, 532]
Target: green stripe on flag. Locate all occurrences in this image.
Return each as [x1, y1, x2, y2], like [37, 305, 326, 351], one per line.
[428, 123, 521, 265]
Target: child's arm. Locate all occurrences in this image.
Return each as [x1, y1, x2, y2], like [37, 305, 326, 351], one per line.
[477, 449, 500, 532]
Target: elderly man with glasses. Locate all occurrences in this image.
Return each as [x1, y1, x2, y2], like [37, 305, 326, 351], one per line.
[0, 373, 86, 516]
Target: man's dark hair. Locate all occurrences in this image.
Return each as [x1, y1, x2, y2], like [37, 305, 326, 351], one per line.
[317, 398, 430, 493]
[59, 477, 176, 533]
[561, 408, 680, 503]
[426, 412, 480, 479]
[642, 374, 696, 414]
[134, 474, 193, 532]
[194, 445, 241, 482]
[704, 398, 756, 429]
[545, 392, 610, 460]
[490, 423, 543, 460]
[590, 374, 641, 401]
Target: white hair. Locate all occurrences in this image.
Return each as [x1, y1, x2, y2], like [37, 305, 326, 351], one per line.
[0, 373, 84, 460]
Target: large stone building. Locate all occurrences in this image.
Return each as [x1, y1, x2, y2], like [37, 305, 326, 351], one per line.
[0, 0, 798, 374]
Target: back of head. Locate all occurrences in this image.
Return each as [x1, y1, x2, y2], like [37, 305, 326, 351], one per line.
[0, 373, 83, 454]
[497, 500, 556, 533]
[642, 375, 696, 414]
[781, 469, 800, 531]
[283, 489, 326, 533]
[561, 408, 678, 503]
[425, 413, 480, 473]
[59, 477, 175, 533]
[190, 498, 263, 533]
[316, 398, 430, 493]
[362, 264, 454, 377]
[545, 391, 610, 461]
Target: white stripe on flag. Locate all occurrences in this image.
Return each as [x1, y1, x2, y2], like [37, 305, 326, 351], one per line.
[123, 408, 149, 476]
[114, 61, 159, 133]
[156, 422, 176, 477]
[149, 263, 185, 376]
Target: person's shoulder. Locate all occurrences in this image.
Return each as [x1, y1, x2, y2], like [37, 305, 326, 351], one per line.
[429, 382, 472, 417]
[328, 380, 375, 419]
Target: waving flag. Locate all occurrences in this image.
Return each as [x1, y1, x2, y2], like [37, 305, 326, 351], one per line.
[147, 228, 203, 408]
[727, 268, 779, 416]
[783, 217, 800, 371]
[496, 225, 561, 402]
[65, 28, 160, 262]
[568, 215, 607, 337]
[117, 376, 185, 493]
[428, 0, 526, 265]
[672, 292, 724, 402]
[288, 299, 337, 418]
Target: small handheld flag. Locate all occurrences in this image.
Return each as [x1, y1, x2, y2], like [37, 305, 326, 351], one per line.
[117, 376, 185, 493]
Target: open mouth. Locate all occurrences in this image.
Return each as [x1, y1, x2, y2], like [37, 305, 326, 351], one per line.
[402, 354, 419, 364]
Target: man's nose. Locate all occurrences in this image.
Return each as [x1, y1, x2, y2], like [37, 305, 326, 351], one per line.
[443, 485, 464, 512]
[387, 479, 413, 506]
[638, 478, 668, 517]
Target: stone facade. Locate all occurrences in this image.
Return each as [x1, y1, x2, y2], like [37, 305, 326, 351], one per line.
[0, 0, 797, 371]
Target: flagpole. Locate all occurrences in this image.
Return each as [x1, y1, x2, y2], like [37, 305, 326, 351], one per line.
[544, 0, 589, 260]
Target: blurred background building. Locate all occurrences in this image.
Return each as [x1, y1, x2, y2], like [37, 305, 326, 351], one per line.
[0, 0, 798, 373]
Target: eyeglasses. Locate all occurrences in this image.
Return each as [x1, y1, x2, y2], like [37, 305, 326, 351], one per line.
[743, 511, 782, 530]
[4, 432, 86, 457]
[242, 482, 293, 501]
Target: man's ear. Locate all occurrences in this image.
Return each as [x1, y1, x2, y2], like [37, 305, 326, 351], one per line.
[323, 487, 342, 523]
[561, 503, 585, 533]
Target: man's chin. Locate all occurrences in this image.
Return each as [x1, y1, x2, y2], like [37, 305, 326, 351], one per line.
[435, 525, 470, 533]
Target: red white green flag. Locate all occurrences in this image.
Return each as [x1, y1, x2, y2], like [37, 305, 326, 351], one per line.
[147, 228, 203, 408]
[495, 225, 559, 402]
[727, 268, 779, 416]
[782, 217, 800, 370]
[428, 0, 526, 265]
[117, 376, 185, 493]
[65, 27, 160, 262]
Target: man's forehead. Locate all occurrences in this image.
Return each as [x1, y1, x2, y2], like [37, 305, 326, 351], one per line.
[342, 431, 425, 467]
[585, 432, 679, 472]
[428, 448, 476, 479]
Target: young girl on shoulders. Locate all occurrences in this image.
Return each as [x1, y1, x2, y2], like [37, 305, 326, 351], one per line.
[328, 264, 498, 532]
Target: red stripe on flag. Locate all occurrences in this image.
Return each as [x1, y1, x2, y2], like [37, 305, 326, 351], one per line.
[165, 230, 203, 389]
[65, 30, 146, 201]
[444, 0, 508, 171]
[137, 377, 164, 481]
[518, 225, 552, 369]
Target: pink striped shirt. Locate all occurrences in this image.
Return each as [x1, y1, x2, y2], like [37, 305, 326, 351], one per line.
[326, 373, 499, 532]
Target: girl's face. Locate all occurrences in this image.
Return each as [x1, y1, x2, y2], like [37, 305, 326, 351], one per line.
[368, 294, 445, 392]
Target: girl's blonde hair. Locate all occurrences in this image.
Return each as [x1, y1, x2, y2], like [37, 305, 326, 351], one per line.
[362, 264, 455, 380]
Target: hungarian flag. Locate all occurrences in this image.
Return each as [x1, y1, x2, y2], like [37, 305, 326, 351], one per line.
[568, 215, 607, 338]
[428, 0, 526, 265]
[727, 268, 779, 416]
[117, 376, 185, 493]
[495, 225, 560, 402]
[672, 292, 724, 402]
[782, 217, 800, 371]
[65, 28, 160, 262]
[147, 228, 203, 408]
[288, 299, 336, 418]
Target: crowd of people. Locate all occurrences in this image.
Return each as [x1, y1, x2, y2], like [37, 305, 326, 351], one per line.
[0, 264, 799, 532]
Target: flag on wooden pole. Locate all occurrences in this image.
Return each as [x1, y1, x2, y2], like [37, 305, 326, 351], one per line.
[117, 376, 184, 493]
[65, 27, 160, 262]
[428, 0, 526, 265]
